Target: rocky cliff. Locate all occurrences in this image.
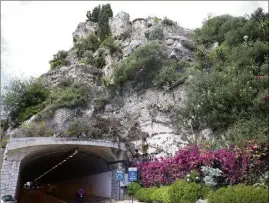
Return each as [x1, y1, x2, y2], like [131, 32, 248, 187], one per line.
[5, 12, 214, 161]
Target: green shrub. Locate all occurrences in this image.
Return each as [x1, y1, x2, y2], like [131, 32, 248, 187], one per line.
[201, 185, 213, 199]
[94, 49, 106, 68]
[74, 34, 100, 58]
[67, 118, 103, 139]
[113, 41, 167, 89]
[57, 78, 73, 88]
[253, 172, 269, 189]
[78, 50, 94, 65]
[135, 188, 157, 203]
[207, 184, 268, 203]
[153, 60, 191, 90]
[227, 117, 268, 146]
[43, 85, 89, 112]
[153, 17, 159, 24]
[162, 17, 175, 26]
[148, 26, 164, 40]
[49, 50, 70, 69]
[119, 30, 131, 41]
[168, 180, 204, 203]
[100, 37, 120, 54]
[20, 122, 54, 137]
[127, 182, 142, 196]
[193, 8, 268, 47]
[181, 40, 196, 51]
[185, 170, 201, 183]
[2, 77, 49, 127]
[183, 54, 268, 134]
[150, 186, 171, 203]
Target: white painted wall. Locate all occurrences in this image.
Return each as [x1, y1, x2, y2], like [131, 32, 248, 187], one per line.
[82, 171, 112, 198]
[52, 171, 112, 199]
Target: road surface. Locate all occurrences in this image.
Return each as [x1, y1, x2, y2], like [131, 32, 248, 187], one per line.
[19, 190, 64, 203]
[19, 189, 107, 203]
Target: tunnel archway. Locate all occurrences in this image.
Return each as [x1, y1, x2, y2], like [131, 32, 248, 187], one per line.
[17, 145, 120, 202]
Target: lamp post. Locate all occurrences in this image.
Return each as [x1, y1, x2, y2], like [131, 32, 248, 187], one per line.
[243, 35, 249, 43]
[243, 35, 254, 47]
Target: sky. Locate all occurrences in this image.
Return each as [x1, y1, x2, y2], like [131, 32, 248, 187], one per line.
[1, 1, 268, 87]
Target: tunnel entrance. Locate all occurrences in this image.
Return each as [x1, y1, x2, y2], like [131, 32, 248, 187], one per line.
[17, 145, 119, 203]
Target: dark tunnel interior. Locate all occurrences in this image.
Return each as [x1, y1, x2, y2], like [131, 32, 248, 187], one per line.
[19, 149, 110, 184]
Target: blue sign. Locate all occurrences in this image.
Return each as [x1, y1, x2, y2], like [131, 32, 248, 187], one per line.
[116, 171, 124, 181]
[128, 167, 138, 182]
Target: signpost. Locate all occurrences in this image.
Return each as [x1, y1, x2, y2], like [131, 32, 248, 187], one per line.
[116, 171, 124, 181]
[116, 171, 124, 200]
[128, 167, 138, 203]
[128, 167, 138, 182]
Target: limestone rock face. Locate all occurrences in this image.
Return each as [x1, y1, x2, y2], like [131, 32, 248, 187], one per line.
[4, 12, 215, 160]
[109, 12, 132, 37]
[40, 64, 102, 87]
[72, 21, 98, 41]
[101, 86, 192, 158]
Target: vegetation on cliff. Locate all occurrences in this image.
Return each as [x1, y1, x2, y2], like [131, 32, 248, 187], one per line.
[1, 6, 268, 147]
[183, 7, 268, 146]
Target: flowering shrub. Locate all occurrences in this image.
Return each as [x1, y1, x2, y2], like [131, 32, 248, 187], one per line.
[185, 170, 201, 183]
[136, 142, 269, 187]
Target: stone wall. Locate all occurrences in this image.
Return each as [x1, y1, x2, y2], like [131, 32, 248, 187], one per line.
[0, 149, 4, 196]
[0, 159, 20, 197]
[111, 169, 124, 200]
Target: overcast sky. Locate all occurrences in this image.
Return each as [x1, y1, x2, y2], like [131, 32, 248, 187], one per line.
[1, 1, 268, 87]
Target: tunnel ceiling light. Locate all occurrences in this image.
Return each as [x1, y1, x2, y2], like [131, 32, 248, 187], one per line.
[33, 149, 79, 182]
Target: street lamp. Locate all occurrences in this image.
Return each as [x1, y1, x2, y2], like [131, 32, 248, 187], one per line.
[243, 35, 254, 47]
[243, 35, 249, 43]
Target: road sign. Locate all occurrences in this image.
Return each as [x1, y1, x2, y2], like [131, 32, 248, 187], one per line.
[128, 167, 138, 182]
[116, 171, 124, 181]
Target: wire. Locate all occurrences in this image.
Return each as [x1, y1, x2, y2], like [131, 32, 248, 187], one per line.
[33, 149, 79, 182]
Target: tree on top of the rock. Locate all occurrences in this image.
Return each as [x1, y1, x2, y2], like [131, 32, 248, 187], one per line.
[86, 11, 92, 22]
[98, 4, 112, 42]
[91, 5, 101, 22]
[102, 3, 113, 18]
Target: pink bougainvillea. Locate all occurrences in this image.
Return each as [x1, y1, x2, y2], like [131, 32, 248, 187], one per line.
[135, 142, 269, 187]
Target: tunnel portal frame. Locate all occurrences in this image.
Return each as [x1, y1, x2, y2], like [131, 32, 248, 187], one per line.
[0, 137, 127, 200]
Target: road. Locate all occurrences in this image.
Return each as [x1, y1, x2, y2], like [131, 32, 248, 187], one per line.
[19, 190, 64, 203]
[19, 189, 107, 203]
